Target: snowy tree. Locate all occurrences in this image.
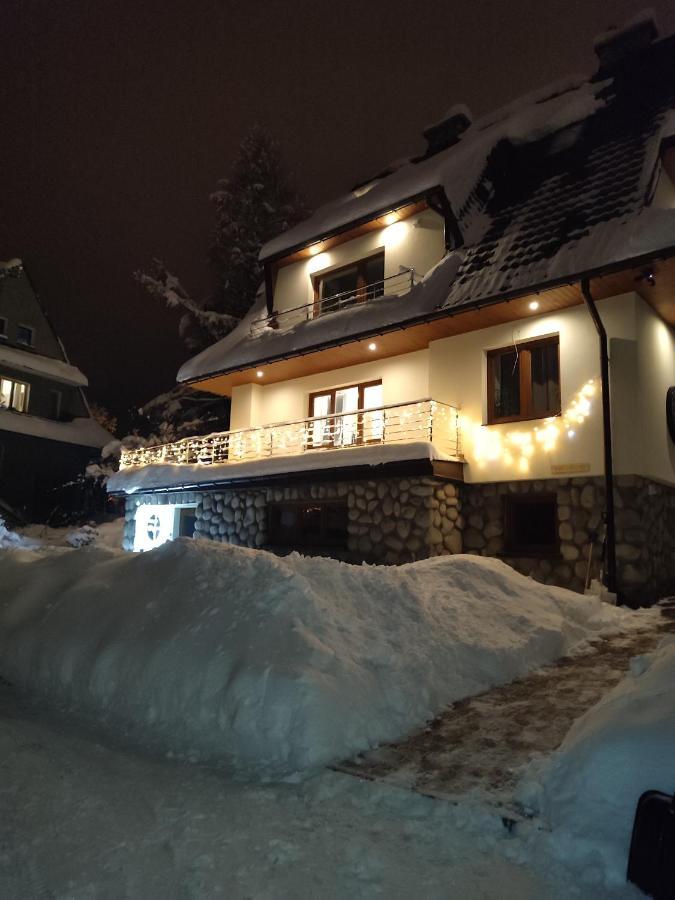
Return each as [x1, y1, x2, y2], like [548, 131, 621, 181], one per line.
[137, 126, 306, 352]
[89, 402, 118, 436]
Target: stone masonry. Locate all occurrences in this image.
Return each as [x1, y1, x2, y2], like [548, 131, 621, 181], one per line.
[123, 473, 675, 603]
[124, 476, 463, 565]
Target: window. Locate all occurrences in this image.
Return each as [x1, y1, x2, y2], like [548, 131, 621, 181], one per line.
[308, 380, 383, 448]
[314, 253, 385, 315]
[0, 377, 29, 413]
[268, 502, 348, 550]
[504, 494, 558, 555]
[16, 324, 34, 347]
[487, 336, 560, 423]
[0, 318, 7, 339]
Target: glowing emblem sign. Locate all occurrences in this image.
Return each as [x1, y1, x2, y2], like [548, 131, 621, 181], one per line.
[133, 505, 176, 552]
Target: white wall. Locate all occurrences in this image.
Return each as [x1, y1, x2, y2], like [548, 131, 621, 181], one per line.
[633, 299, 675, 485]
[428, 294, 642, 483]
[232, 350, 430, 427]
[229, 290, 675, 487]
[273, 209, 445, 314]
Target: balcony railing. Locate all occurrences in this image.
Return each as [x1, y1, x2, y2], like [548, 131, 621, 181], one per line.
[250, 268, 419, 337]
[119, 399, 462, 470]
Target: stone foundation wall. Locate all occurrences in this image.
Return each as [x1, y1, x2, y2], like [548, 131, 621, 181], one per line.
[123, 472, 675, 602]
[123, 476, 463, 564]
[462, 475, 675, 602]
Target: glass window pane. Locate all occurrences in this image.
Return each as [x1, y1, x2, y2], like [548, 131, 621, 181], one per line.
[363, 383, 384, 441]
[0, 379, 12, 409]
[494, 351, 520, 418]
[531, 344, 560, 415]
[320, 267, 358, 301]
[364, 255, 385, 298]
[16, 326, 33, 346]
[310, 394, 331, 447]
[12, 382, 28, 412]
[335, 387, 359, 446]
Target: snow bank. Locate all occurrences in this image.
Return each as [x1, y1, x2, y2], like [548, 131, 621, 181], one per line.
[522, 636, 675, 887]
[0, 540, 633, 780]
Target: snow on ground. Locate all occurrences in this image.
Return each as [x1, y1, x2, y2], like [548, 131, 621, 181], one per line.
[16, 517, 124, 550]
[0, 680, 637, 900]
[517, 633, 675, 890]
[0, 539, 637, 780]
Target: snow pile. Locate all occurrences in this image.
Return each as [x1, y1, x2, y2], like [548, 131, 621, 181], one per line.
[0, 541, 634, 780]
[521, 636, 675, 887]
[0, 517, 38, 549]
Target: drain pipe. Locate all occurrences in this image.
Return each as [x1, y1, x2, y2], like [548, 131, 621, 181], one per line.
[580, 277, 617, 594]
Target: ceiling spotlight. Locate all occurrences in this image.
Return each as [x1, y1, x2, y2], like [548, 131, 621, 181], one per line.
[529, 300, 540, 311]
[308, 242, 323, 256]
[368, 342, 377, 351]
[256, 370, 264, 378]
[383, 212, 399, 225]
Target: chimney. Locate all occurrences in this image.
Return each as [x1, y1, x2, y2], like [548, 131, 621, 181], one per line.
[594, 11, 658, 70]
[422, 105, 472, 158]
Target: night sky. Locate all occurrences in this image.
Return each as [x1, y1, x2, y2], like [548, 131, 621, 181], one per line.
[3, 0, 675, 427]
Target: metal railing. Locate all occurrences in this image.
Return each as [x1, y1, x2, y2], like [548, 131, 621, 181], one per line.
[250, 268, 418, 336]
[120, 399, 462, 469]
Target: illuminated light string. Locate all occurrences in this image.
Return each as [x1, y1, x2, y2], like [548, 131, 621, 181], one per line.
[471, 378, 597, 473]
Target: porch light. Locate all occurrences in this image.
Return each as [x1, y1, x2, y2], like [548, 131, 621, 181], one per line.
[308, 242, 324, 256]
[256, 370, 264, 378]
[529, 300, 540, 311]
[383, 211, 399, 225]
[368, 342, 377, 351]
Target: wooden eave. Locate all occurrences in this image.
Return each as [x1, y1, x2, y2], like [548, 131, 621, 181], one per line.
[188, 251, 675, 398]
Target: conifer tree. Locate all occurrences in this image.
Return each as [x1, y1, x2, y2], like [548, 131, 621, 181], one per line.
[137, 126, 306, 352]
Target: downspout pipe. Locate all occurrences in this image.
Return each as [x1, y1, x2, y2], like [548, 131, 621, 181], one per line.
[580, 277, 617, 594]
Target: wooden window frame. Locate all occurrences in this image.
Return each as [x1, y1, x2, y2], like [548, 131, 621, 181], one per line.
[487, 335, 561, 424]
[308, 379, 383, 448]
[503, 493, 559, 557]
[311, 251, 385, 315]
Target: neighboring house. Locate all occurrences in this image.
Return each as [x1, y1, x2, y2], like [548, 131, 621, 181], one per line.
[110, 18, 675, 602]
[0, 259, 111, 520]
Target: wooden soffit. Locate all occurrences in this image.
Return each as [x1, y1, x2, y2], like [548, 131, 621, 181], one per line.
[190, 257, 675, 398]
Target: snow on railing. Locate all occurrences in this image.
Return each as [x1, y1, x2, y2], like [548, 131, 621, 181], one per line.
[119, 399, 462, 469]
[250, 268, 418, 337]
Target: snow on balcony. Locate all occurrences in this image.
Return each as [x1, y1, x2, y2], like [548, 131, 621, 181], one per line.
[110, 399, 462, 493]
[250, 268, 419, 337]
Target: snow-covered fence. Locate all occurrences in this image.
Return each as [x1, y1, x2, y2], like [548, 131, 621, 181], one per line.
[119, 399, 461, 469]
[249, 268, 418, 336]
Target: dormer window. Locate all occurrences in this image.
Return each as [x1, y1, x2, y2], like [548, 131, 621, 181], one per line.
[313, 253, 385, 316]
[16, 324, 34, 347]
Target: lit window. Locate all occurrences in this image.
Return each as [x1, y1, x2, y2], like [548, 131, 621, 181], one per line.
[16, 324, 34, 346]
[0, 377, 30, 413]
[308, 380, 383, 448]
[313, 254, 385, 316]
[487, 336, 560, 424]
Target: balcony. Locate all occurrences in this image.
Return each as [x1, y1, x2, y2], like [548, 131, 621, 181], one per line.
[119, 399, 462, 471]
[250, 268, 419, 337]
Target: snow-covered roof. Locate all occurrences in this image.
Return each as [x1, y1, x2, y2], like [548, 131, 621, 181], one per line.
[108, 440, 451, 494]
[0, 409, 111, 448]
[180, 29, 675, 386]
[0, 344, 88, 387]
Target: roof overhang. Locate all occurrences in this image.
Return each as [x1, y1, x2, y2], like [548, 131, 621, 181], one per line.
[184, 249, 675, 398]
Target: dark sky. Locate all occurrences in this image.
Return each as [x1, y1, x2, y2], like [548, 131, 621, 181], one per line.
[3, 0, 675, 425]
